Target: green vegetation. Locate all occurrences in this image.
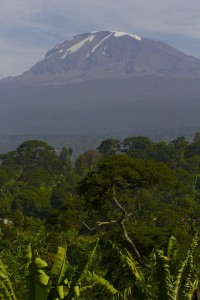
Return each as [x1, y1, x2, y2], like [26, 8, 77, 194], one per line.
[1, 134, 200, 298]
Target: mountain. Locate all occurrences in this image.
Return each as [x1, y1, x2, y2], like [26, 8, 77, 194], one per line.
[0, 31, 200, 154]
[2, 31, 200, 86]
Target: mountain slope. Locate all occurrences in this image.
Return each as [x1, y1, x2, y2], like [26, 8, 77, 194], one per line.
[0, 76, 200, 136]
[2, 31, 200, 85]
[0, 31, 200, 152]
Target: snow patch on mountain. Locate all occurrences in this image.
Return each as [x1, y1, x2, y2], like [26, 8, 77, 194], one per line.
[61, 34, 95, 59]
[45, 52, 57, 59]
[91, 32, 113, 53]
[113, 31, 141, 40]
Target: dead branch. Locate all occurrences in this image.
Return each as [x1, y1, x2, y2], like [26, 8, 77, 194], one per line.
[83, 185, 150, 268]
[112, 186, 145, 266]
[82, 220, 118, 231]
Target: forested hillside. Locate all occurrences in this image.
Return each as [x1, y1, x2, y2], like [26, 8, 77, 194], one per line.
[1, 134, 200, 299]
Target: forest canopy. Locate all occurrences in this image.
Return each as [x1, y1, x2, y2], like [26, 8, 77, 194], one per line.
[1, 134, 200, 298]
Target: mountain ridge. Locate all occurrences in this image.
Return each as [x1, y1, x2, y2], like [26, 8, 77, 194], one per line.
[2, 30, 200, 86]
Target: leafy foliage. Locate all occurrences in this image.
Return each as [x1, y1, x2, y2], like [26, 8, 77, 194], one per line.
[1, 135, 200, 299]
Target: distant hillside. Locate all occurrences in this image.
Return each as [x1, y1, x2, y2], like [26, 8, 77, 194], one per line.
[0, 76, 200, 135]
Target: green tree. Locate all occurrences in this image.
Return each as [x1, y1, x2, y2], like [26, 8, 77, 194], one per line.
[97, 139, 121, 157]
[11, 188, 50, 217]
[122, 136, 153, 160]
[75, 150, 102, 175]
[0, 140, 60, 173]
[50, 184, 70, 209]
[78, 155, 176, 262]
[19, 168, 53, 187]
[186, 132, 200, 158]
[59, 147, 73, 174]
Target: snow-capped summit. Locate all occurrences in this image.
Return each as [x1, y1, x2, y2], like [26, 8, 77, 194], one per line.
[113, 31, 141, 40]
[2, 30, 200, 85]
[43, 31, 141, 61]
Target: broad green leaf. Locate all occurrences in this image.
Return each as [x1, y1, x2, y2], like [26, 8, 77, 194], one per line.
[35, 258, 48, 269]
[74, 286, 80, 297]
[57, 285, 64, 299]
[50, 246, 68, 299]
[51, 246, 67, 281]
[24, 246, 50, 300]
[37, 270, 50, 285]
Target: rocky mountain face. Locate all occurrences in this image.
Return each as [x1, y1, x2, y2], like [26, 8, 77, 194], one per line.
[2, 31, 200, 85]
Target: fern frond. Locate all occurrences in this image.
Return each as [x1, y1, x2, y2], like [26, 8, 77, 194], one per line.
[174, 233, 199, 299]
[154, 250, 175, 300]
[80, 271, 118, 298]
[166, 235, 178, 260]
[103, 241, 151, 299]
[0, 259, 17, 300]
[65, 240, 99, 299]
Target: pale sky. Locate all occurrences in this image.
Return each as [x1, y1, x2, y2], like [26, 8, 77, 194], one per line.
[1, 0, 200, 78]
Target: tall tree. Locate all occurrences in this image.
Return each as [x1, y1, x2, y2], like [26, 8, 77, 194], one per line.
[79, 154, 176, 263]
[75, 150, 102, 175]
[97, 139, 121, 157]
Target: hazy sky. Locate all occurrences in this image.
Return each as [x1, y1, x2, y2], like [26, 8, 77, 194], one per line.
[1, 0, 200, 78]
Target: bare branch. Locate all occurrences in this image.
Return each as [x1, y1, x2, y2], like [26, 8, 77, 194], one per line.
[112, 186, 150, 268]
[193, 175, 198, 192]
[127, 212, 133, 217]
[112, 186, 127, 215]
[96, 220, 118, 226]
[83, 186, 150, 268]
[82, 222, 97, 231]
[82, 220, 118, 231]
[112, 186, 141, 259]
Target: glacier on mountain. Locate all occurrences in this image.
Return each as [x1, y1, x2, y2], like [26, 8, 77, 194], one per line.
[61, 34, 95, 59]
[91, 32, 113, 53]
[113, 31, 141, 40]
[45, 31, 142, 61]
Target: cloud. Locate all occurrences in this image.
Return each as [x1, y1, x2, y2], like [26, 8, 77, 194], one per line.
[2, 0, 200, 37]
[1, 0, 200, 77]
